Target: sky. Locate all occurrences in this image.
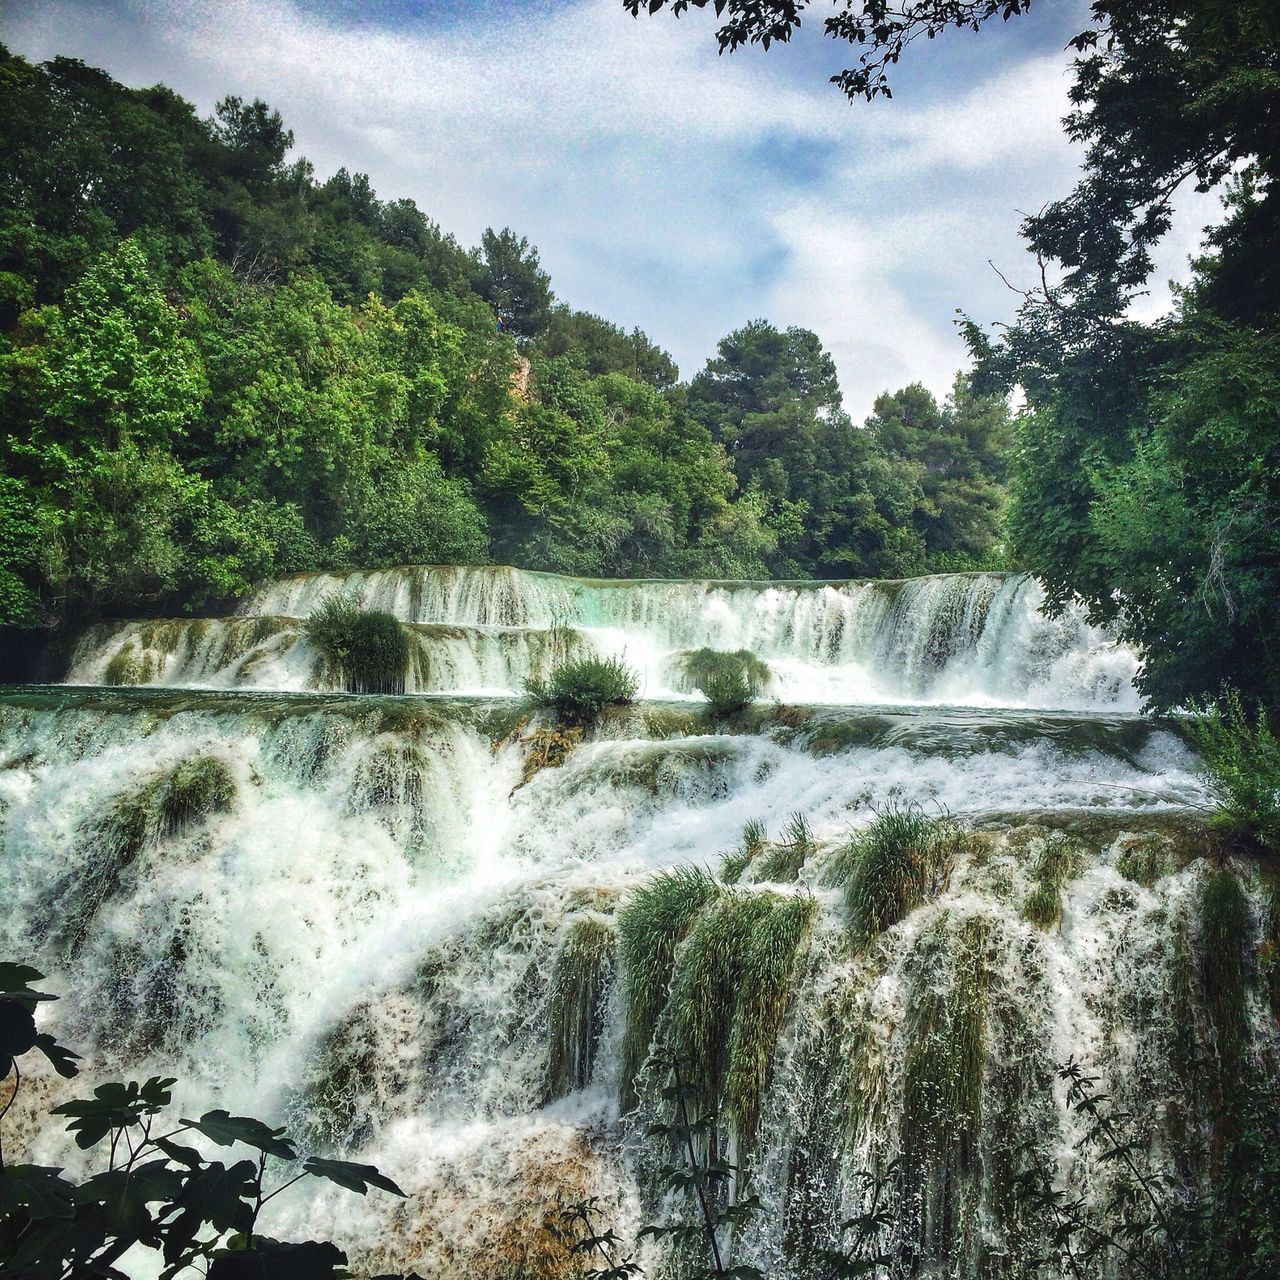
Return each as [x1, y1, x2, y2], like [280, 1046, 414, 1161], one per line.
[0, 0, 1216, 418]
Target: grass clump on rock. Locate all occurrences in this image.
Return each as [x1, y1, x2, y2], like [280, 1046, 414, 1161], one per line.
[617, 866, 721, 1108]
[525, 654, 638, 725]
[832, 804, 963, 948]
[1022, 832, 1083, 929]
[669, 888, 816, 1145]
[305, 593, 411, 695]
[545, 914, 617, 1101]
[679, 647, 772, 717]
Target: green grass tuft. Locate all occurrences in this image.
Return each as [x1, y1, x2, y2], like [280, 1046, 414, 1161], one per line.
[901, 914, 990, 1262]
[158, 755, 236, 837]
[1021, 833, 1082, 929]
[546, 914, 617, 1101]
[1199, 869, 1250, 1095]
[668, 888, 816, 1145]
[304, 593, 411, 694]
[525, 653, 639, 725]
[617, 866, 721, 1109]
[753, 812, 816, 883]
[835, 805, 962, 947]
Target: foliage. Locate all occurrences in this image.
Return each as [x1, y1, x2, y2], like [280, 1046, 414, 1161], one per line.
[525, 654, 639, 724]
[1021, 1057, 1280, 1279]
[545, 916, 617, 1101]
[617, 867, 722, 1109]
[1187, 691, 1280, 853]
[831, 805, 961, 948]
[623, 1, 1033, 101]
[679, 648, 772, 717]
[0, 43, 1020, 638]
[0, 962, 411, 1280]
[303, 594, 410, 695]
[638, 1057, 766, 1280]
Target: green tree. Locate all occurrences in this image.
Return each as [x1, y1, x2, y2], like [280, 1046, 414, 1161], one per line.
[472, 226, 554, 339]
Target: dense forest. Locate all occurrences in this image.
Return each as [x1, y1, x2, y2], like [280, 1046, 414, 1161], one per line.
[0, 44, 1009, 653]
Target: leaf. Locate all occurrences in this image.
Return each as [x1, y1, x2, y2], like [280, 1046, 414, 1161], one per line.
[154, 1136, 205, 1168]
[35, 1031, 81, 1078]
[162, 1160, 258, 1266]
[0, 962, 58, 1005]
[76, 1159, 185, 1240]
[0, 1163, 78, 1221]
[0, 998, 38, 1069]
[302, 1157, 406, 1198]
[54, 1078, 176, 1147]
[182, 1109, 297, 1160]
[207, 1237, 347, 1279]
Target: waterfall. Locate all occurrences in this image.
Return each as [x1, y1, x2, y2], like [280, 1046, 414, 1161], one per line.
[7, 566, 1270, 1279]
[64, 566, 1141, 710]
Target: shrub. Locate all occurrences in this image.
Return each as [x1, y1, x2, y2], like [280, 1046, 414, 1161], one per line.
[1188, 690, 1280, 852]
[304, 593, 410, 694]
[525, 654, 638, 724]
[678, 647, 771, 715]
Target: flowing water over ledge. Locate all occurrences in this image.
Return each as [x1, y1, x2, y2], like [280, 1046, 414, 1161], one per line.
[64, 566, 1142, 710]
[6, 570, 1276, 1279]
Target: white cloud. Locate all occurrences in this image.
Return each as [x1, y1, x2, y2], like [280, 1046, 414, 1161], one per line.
[0, 0, 1212, 417]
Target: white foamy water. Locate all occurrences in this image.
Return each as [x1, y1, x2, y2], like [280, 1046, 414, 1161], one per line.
[63, 566, 1142, 710]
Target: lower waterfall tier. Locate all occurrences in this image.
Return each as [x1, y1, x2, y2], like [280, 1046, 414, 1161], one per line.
[2, 688, 1274, 1279]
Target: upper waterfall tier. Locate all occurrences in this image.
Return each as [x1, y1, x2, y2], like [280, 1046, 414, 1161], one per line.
[64, 566, 1142, 710]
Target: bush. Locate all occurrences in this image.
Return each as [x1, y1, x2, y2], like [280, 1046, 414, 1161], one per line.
[678, 647, 771, 716]
[1188, 690, 1280, 852]
[525, 654, 638, 723]
[304, 593, 410, 695]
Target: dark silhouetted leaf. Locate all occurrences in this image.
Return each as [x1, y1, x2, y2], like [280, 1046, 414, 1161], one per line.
[0, 1163, 77, 1221]
[207, 1237, 347, 1279]
[302, 1157, 405, 1197]
[182, 1109, 297, 1159]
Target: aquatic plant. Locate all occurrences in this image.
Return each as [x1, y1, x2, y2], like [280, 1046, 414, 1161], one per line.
[546, 914, 617, 1100]
[1199, 870, 1250, 1100]
[525, 654, 639, 724]
[834, 805, 962, 947]
[158, 754, 237, 837]
[304, 593, 411, 694]
[49, 755, 236, 955]
[679, 648, 772, 697]
[752, 812, 815, 883]
[1188, 690, 1280, 852]
[1022, 832, 1083, 929]
[718, 819, 767, 884]
[618, 867, 721, 1108]
[900, 915, 990, 1266]
[668, 888, 816, 1144]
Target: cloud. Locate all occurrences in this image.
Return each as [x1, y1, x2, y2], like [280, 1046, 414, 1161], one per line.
[0, 0, 1201, 417]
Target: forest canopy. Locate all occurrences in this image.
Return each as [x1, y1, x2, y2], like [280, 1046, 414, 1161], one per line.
[0, 44, 1008, 638]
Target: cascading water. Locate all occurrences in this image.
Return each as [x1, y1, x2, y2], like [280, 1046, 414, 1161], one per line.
[5, 567, 1273, 1278]
[63, 566, 1142, 710]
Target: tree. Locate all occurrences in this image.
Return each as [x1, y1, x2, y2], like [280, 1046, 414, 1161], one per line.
[472, 227, 554, 339]
[623, 1, 1034, 99]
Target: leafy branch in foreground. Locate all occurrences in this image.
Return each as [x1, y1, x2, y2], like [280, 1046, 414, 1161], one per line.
[0, 961, 414, 1280]
[546, 1196, 642, 1280]
[639, 1056, 764, 1280]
